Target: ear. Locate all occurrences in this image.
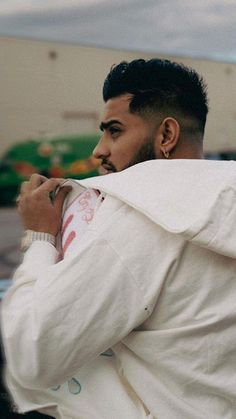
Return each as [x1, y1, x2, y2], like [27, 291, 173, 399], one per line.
[154, 117, 180, 158]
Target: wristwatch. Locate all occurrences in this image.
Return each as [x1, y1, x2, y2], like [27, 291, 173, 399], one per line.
[21, 230, 56, 252]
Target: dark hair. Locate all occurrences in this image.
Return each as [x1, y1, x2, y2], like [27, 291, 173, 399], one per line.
[103, 58, 209, 134]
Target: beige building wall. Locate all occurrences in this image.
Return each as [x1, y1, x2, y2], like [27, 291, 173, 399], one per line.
[0, 36, 236, 156]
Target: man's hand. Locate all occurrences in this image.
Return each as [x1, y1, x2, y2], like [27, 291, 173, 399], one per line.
[17, 174, 72, 236]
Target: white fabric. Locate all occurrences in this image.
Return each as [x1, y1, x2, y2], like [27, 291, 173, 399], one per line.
[2, 159, 236, 418]
[2, 185, 148, 419]
[61, 186, 100, 258]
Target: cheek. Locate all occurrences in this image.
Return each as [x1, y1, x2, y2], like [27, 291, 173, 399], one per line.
[111, 130, 148, 168]
[115, 151, 131, 168]
[111, 141, 126, 157]
[114, 147, 138, 170]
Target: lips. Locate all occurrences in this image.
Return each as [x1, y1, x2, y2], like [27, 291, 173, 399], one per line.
[103, 164, 114, 170]
[101, 164, 114, 174]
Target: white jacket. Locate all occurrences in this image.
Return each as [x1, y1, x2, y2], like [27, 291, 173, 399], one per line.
[1, 159, 236, 418]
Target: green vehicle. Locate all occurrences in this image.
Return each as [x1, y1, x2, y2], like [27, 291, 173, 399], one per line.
[0, 133, 101, 205]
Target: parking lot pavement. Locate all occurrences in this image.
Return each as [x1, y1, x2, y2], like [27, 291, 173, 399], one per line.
[0, 207, 23, 280]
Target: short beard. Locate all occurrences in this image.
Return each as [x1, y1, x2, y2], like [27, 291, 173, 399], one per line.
[125, 137, 156, 170]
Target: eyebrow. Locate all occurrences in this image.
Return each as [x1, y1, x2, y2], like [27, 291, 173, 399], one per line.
[99, 120, 123, 131]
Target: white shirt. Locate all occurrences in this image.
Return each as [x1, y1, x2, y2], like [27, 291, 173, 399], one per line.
[2, 160, 236, 418]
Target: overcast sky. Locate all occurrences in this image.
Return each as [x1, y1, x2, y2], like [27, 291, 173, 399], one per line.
[0, 0, 236, 62]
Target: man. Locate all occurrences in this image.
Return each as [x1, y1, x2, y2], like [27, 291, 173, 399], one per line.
[1, 59, 236, 418]
[93, 58, 205, 172]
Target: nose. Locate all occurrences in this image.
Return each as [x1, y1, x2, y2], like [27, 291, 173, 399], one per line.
[93, 136, 110, 159]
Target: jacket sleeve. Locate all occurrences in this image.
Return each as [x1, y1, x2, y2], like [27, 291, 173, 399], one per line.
[1, 220, 151, 390]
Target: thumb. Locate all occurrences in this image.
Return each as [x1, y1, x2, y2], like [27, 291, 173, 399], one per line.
[54, 185, 72, 212]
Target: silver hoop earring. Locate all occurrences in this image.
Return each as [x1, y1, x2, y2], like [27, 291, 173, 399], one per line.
[163, 149, 169, 159]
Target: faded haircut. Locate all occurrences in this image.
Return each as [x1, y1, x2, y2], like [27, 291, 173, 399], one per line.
[103, 58, 209, 135]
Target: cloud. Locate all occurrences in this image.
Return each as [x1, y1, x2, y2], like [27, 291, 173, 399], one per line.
[0, 0, 105, 15]
[0, 0, 235, 62]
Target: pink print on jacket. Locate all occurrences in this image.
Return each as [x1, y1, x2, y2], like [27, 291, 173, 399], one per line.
[61, 188, 99, 257]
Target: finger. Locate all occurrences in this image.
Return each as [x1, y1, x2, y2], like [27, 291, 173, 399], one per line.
[15, 195, 20, 204]
[54, 186, 72, 212]
[29, 173, 48, 188]
[15, 194, 23, 212]
[15, 195, 21, 212]
[37, 178, 66, 194]
[20, 181, 31, 195]
[19, 175, 48, 196]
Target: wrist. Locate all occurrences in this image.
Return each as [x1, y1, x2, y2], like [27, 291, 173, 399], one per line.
[21, 229, 56, 252]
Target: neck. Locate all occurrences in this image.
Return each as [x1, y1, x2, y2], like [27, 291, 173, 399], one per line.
[171, 137, 204, 159]
[172, 148, 204, 159]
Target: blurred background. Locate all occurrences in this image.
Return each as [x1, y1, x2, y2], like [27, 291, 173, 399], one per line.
[0, 0, 236, 416]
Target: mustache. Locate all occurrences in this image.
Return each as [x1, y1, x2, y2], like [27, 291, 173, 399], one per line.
[101, 158, 117, 172]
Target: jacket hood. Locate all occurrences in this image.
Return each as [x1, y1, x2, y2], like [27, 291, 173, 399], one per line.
[75, 160, 236, 258]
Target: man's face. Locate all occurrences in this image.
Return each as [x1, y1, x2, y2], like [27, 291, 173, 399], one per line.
[93, 94, 159, 174]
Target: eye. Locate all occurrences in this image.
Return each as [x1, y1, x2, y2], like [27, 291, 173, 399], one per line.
[109, 126, 121, 138]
